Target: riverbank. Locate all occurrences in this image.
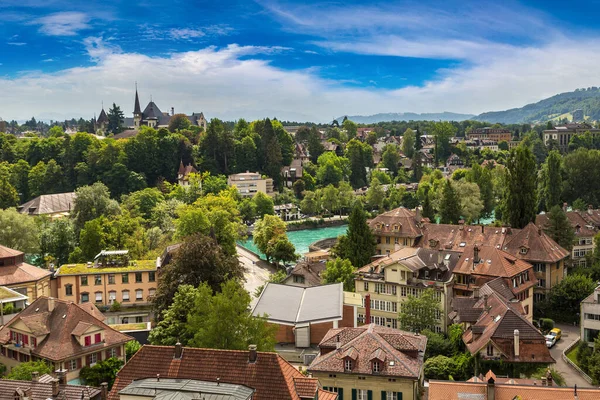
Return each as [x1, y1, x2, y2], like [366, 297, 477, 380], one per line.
[285, 215, 348, 231]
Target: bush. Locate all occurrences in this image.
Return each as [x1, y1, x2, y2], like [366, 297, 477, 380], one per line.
[423, 330, 454, 359]
[7, 361, 52, 380]
[576, 341, 593, 372]
[424, 355, 457, 380]
[539, 318, 554, 333]
[125, 340, 142, 360]
[3, 304, 14, 314]
[110, 301, 122, 312]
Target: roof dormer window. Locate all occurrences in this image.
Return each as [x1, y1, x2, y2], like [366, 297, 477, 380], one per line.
[372, 360, 381, 373]
[519, 247, 528, 255]
[344, 359, 353, 372]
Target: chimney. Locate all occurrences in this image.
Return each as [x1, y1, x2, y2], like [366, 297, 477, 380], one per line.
[248, 344, 257, 363]
[365, 294, 371, 325]
[459, 220, 464, 230]
[588, 205, 593, 215]
[174, 342, 183, 359]
[486, 377, 495, 400]
[336, 334, 341, 350]
[171, 107, 175, 116]
[55, 369, 67, 385]
[100, 382, 108, 400]
[481, 225, 484, 233]
[415, 206, 422, 224]
[484, 294, 489, 310]
[157, 374, 160, 382]
[473, 246, 480, 264]
[546, 369, 553, 387]
[48, 297, 55, 312]
[52, 378, 59, 397]
[563, 202, 568, 212]
[473, 286, 480, 299]
[514, 329, 520, 357]
[31, 371, 39, 382]
[437, 249, 443, 265]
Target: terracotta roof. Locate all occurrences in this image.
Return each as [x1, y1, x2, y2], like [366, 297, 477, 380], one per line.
[0, 380, 101, 400]
[309, 324, 426, 379]
[418, 223, 509, 252]
[459, 289, 553, 364]
[368, 207, 423, 238]
[109, 345, 334, 400]
[503, 222, 569, 263]
[293, 377, 318, 398]
[454, 245, 535, 284]
[429, 379, 600, 400]
[0, 263, 52, 286]
[0, 297, 131, 362]
[536, 211, 596, 238]
[286, 261, 326, 286]
[0, 245, 23, 258]
[18, 192, 76, 216]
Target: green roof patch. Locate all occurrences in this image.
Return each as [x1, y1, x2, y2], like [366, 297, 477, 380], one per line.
[57, 259, 156, 275]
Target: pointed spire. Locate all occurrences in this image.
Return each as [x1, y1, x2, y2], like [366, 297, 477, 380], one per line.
[134, 82, 141, 115]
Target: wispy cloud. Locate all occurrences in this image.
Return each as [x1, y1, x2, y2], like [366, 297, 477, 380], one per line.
[83, 36, 122, 61]
[31, 11, 91, 36]
[42, 58, 54, 62]
[7, 42, 27, 46]
[169, 25, 232, 40]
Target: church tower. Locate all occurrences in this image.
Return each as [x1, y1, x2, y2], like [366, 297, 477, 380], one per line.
[133, 84, 142, 128]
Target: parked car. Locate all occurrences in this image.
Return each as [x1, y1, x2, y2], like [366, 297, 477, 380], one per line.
[545, 328, 562, 348]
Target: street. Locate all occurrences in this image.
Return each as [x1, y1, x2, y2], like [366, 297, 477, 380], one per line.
[237, 245, 277, 307]
[549, 323, 594, 388]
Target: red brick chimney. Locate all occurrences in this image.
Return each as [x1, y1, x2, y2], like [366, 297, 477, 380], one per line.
[365, 293, 371, 325]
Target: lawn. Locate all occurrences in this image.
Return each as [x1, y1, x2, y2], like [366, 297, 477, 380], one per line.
[566, 345, 578, 365]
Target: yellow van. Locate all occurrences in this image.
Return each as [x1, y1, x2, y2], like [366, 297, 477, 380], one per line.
[550, 328, 562, 340]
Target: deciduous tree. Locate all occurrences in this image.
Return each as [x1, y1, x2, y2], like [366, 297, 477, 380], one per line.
[398, 288, 441, 333]
[322, 258, 355, 291]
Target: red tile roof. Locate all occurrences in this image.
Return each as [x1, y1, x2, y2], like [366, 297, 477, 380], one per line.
[309, 324, 426, 379]
[0, 244, 23, 258]
[454, 245, 535, 283]
[0, 379, 100, 400]
[536, 210, 597, 238]
[0, 297, 131, 362]
[502, 222, 569, 263]
[369, 207, 423, 238]
[109, 345, 335, 400]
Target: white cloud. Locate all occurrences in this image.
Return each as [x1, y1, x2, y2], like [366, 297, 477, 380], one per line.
[31, 11, 90, 36]
[7, 42, 27, 46]
[41, 58, 54, 62]
[2, 37, 600, 123]
[169, 26, 232, 40]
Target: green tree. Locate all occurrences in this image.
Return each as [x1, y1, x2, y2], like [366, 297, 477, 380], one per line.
[342, 119, 358, 139]
[402, 128, 416, 159]
[0, 162, 19, 208]
[152, 233, 243, 319]
[235, 136, 258, 172]
[540, 150, 563, 211]
[307, 127, 325, 164]
[125, 340, 141, 360]
[454, 180, 483, 223]
[316, 152, 347, 187]
[268, 236, 298, 266]
[382, 144, 401, 176]
[107, 103, 125, 134]
[79, 357, 124, 389]
[366, 177, 385, 211]
[346, 139, 371, 188]
[439, 180, 461, 224]
[168, 113, 192, 132]
[503, 145, 537, 228]
[432, 121, 456, 165]
[40, 219, 76, 265]
[320, 184, 339, 214]
[149, 284, 202, 346]
[239, 198, 257, 224]
[422, 187, 435, 221]
[543, 205, 575, 253]
[253, 192, 275, 218]
[261, 119, 283, 187]
[546, 274, 596, 323]
[0, 208, 39, 253]
[300, 191, 320, 215]
[72, 183, 120, 233]
[398, 288, 441, 333]
[7, 360, 52, 380]
[498, 140, 509, 151]
[188, 280, 277, 351]
[322, 258, 355, 291]
[253, 215, 292, 263]
[333, 202, 376, 268]
[424, 355, 457, 380]
[573, 198, 588, 211]
[122, 188, 165, 220]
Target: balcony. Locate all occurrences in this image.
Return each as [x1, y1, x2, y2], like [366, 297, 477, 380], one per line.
[6, 342, 32, 355]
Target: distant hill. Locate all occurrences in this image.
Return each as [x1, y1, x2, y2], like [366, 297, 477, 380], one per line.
[339, 112, 475, 124]
[474, 87, 600, 124]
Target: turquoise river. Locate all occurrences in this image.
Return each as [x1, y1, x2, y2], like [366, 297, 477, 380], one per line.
[238, 224, 348, 259]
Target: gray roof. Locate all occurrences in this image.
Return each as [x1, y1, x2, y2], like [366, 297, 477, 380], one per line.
[252, 282, 343, 325]
[18, 192, 76, 216]
[119, 378, 254, 400]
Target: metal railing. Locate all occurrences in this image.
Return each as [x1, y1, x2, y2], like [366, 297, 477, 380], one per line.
[562, 337, 593, 385]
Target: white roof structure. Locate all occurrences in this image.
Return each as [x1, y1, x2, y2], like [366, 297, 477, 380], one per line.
[252, 282, 343, 325]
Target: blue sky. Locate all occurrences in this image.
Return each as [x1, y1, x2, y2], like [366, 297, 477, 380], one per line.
[1, 0, 600, 122]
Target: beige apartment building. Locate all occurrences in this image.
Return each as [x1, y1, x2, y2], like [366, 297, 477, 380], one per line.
[54, 251, 157, 324]
[227, 171, 274, 198]
[0, 245, 52, 302]
[581, 284, 600, 344]
[368, 207, 423, 255]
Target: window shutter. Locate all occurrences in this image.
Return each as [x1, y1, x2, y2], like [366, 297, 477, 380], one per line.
[116, 346, 122, 357]
[77, 358, 82, 369]
[352, 389, 357, 400]
[98, 351, 102, 362]
[397, 393, 402, 400]
[367, 390, 372, 400]
[381, 391, 386, 400]
[338, 388, 343, 400]
[86, 355, 91, 365]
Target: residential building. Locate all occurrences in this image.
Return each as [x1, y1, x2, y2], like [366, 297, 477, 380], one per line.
[0, 296, 131, 383]
[281, 261, 327, 287]
[452, 245, 535, 320]
[355, 247, 460, 332]
[117, 378, 254, 400]
[274, 203, 302, 221]
[0, 286, 28, 325]
[252, 283, 357, 347]
[0, 245, 52, 302]
[303, 249, 330, 263]
[109, 344, 338, 400]
[369, 207, 423, 255]
[121, 88, 207, 131]
[502, 222, 569, 302]
[451, 281, 554, 365]
[227, 171, 274, 198]
[543, 122, 600, 152]
[18, 192, 76, 218]
[0, 375, 103, 400]
[54, 250, 157, 324]
[580, 284, 600, 344]
[308, 324, 427, 400]
[281, 158, 303, 188]
[96, 106, 109, 133]
[466, 127, 512, 143]
[177, 161, 197, 186]
[428, 370, 598, 399]
[536, 210, 596, 268]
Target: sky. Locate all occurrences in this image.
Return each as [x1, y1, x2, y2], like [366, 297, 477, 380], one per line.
[2, 0, 600, 122]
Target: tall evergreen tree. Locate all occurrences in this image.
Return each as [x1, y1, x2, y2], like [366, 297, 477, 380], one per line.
[422, 186, 435, 222]
[413, 128, 423, 181]
[504, 145, 537, 228]
[346, 139, 371, 188]
[107, 103, 124, 134]
[261, 119, 283, 187]
[541, 150, 562, 211]
[333, 202, 376, 268]
[307, 127, 325, 164]
[439, 180, 461, 224]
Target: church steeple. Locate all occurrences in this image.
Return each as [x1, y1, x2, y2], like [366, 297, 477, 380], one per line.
[134, 83, 142, 116]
